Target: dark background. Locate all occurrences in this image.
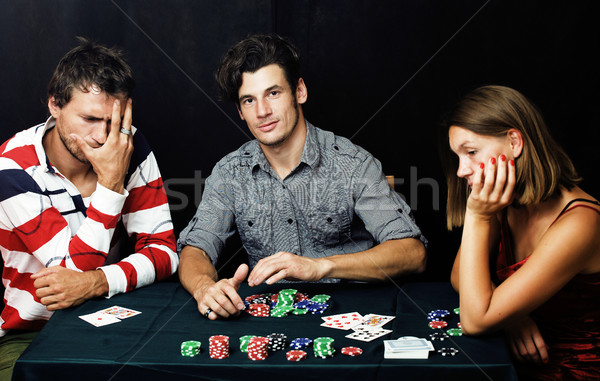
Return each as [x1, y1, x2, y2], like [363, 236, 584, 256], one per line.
[1, 0, 598, 281]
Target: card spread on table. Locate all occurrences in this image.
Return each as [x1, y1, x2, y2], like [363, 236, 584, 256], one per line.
[99, 305, 142, 319]
[355, 313, 395, 329]
[79, 306, 141, 327]
[79, 312, 121, 327]
[346, 327, 392, 342]
[321, 312, 363, 330]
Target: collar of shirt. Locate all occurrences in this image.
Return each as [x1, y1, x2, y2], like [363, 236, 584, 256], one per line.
[249, 120, 322, 177]
[33, 116, 57, 174]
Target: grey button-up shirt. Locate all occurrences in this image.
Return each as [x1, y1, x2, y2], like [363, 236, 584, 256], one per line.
[178, 122, 426, 280]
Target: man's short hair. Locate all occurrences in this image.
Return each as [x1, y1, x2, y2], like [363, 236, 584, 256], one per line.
[215, 33, 300, 104]
[48, 37, 135, 108]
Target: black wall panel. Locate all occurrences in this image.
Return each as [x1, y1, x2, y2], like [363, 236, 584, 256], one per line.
[1, 0, 598, 280]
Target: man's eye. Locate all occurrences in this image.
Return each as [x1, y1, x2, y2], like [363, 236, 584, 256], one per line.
[242, 99, 253, 105]
[269, 91, 279, 96]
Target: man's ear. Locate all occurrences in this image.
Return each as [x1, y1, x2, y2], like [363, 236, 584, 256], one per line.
[48, 96, 60, 118]
[508, 129, 523, 158]
[296, 78, 307, 105]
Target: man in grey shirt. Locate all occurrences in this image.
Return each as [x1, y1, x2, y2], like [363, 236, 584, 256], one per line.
[178, 34, 427, 320]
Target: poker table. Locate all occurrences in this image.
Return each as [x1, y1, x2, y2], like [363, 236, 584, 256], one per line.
[13, 281, 518, 381]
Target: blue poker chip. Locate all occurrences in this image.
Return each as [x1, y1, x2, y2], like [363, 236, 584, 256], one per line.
[294, 300, 310, 309]
[290, 337, 312, 350]
[428, 309, 450, 320]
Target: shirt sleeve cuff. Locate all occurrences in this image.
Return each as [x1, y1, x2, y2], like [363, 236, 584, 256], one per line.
[98, 265, 126, 298]
[90, 182, 129, 216]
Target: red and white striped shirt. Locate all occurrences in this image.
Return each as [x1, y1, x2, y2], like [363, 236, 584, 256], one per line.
[0, 118, 178, 335]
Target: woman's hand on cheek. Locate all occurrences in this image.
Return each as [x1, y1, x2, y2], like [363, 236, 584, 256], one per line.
[467, 154, 515, 219]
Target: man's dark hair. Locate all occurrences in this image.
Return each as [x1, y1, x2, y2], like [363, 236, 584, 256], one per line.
[215, 33, 300, 104]
[48, 37, 135, 108]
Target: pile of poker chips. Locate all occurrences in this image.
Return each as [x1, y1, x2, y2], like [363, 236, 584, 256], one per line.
[267, 333, 288, 352]
[286, 349, 308, 361]
[239, 335, 256, 353]
[426, 307, 462, 356]
[180, 340, 201, 357]
[209, 335, 230, 359]
[313, 337, 335, 358]
[341, 346, 363, 356]
[244, 289, 330, 317]
[247, 336, 269, 361]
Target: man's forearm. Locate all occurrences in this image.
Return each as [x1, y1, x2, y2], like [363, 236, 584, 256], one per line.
[322, 238, 426, 281]
[179, 246, 219, 299]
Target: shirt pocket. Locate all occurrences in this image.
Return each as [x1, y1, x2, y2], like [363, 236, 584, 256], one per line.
[237, 210, 271, 255]
[307, 205, 351, 252]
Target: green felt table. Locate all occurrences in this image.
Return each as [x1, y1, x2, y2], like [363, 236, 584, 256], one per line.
[13, 281, 517, 381]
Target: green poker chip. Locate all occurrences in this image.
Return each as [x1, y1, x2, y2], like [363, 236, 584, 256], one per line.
[447, 328, 463, 336]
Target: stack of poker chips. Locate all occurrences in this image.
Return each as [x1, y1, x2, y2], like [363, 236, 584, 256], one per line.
[341, 346, 363, 356]
[208, 335, 230, 359]
[289, 337, 312, 350]
[247, 336, 269, 361]
[313, 337, 335, 358]
[267, 333, 287, 352]
[246, 303, 270, 317]
[286, 350, 308, 361]
[180, 340, 201, 357]
[244, 290, 330, 317]
[239, 335, 256, 353]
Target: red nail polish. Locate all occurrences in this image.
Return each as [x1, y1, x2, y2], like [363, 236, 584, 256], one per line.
[480, 163, 485, 169]
[500, 154, 506, 162]
[490, 158, 496, 165]
[509, 159, 514, 166]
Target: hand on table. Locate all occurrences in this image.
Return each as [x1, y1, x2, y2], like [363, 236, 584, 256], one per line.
[466, 155, 516, 220]
[70, 98, 133, 194]
[505, 316, 549, 365]
[32, 266, 108, 311]
[196, 264, 248, 320]
[247, 251, 328, 286]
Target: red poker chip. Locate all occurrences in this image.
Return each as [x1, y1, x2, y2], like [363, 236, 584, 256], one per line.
[428, 320, 448, 329]
[286, 350, 307, 361]
[341, 346, 363, 356]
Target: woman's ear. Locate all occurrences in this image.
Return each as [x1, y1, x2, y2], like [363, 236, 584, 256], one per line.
[508, 129, 523, 158]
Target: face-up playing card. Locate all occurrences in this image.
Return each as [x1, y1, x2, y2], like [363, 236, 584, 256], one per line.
[346, 327, 392, 342]
[321, 312, 363, 330]
[79, 312, 121, 327]
[355, 313, 395, 329]
[99, 305, 142, 319]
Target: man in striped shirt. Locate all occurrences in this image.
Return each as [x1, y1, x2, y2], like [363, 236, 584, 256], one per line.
[0, 38, 178, 378]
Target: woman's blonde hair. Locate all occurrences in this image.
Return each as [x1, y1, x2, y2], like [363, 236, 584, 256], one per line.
[440, 85, 581, 230]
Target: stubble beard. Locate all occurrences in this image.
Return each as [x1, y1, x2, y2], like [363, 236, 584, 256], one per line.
[259, 98, 300, 148]
[57, 126, 90, 164]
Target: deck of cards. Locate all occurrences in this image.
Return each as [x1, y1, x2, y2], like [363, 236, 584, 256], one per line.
[321, 312, 395, 342]
[79, 305, 141, 327]
[384, 336, 434, 359]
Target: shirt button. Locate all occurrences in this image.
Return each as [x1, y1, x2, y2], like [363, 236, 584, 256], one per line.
[327, 217, 333, 223]
[248, 221, 253, 227]
[282, 184, 286, 189]
[397, 208, 403, 214]
[287, 218, 293, 224]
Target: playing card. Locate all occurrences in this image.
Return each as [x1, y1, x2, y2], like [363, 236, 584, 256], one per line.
[355, 313, 395, 329]
[346, 327, 392, 342]
[321, 312, 363, 330]
[99, 305, 142, 319]
[79, 312, 121, 327]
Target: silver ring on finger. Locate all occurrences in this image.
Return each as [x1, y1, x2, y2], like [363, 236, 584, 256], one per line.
[119, 127, 131, 136]
[204, 308, 212, 319]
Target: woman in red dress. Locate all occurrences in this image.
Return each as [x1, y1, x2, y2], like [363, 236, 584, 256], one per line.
[441, 85, 600, 380]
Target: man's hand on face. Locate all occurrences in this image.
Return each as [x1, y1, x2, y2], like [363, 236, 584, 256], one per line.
[70, 98, 134, 194]
[31, 266, 109, 311]
[195, 264, 249, 320]
[247, 252, 329, 286]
